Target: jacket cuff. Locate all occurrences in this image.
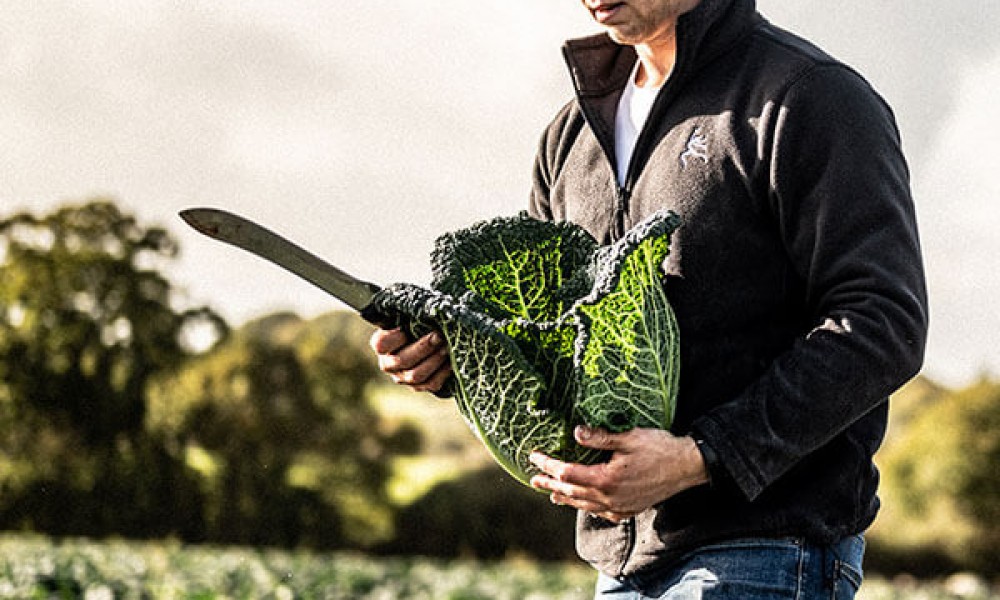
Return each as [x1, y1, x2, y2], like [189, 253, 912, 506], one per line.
[691, 434, 731, 494]
[692, 437, 720, 488]
[690, 417, 764, 500]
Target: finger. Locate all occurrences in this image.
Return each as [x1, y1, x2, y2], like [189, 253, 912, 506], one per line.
[530, 472, 610, 509]
[548, 490, 611, 514]
[529, 451, 573, 482]
[370, 327, 408, 355]
[546, 487, 634, 523]
[535, 476, 588, 504]
[379, 331, 446, 373]
[547, 488, 604, 511]
[406, 352, 452, 392]
[547, 489, 636, 525]
[410, 359, 453, 393]
[574, 426, 624, 451]
[530, 451, 608, 489]
[394, 343, 449, 382]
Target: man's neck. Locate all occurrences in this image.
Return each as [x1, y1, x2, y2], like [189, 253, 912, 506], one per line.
[632, 0, 701, 88]
[634, 42, 677, 88]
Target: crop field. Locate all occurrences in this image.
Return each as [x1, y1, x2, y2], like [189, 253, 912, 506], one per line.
[0, 534, 996, 600]
[0, 535, 595, 600]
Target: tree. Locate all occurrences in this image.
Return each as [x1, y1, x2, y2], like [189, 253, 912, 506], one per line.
[871, 377, 1000, 575]
[146, 311, 419, 549]
[0, 200, 421, 548]
[0, 200, 225, 536]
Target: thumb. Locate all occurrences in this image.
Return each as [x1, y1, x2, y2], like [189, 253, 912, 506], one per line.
[574, 425, 621, 451]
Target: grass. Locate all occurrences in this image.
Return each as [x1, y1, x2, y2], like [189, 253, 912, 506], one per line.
[1, 534, 997, 599]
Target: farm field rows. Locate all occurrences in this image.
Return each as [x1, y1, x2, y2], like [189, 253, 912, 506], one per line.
[0, 535, 995, 599]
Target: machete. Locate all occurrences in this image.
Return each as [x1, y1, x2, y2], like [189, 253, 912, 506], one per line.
[179, 207, 398, 328]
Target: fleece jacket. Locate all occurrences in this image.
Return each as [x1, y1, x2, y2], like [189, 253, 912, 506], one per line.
[528, 0, 929, 578]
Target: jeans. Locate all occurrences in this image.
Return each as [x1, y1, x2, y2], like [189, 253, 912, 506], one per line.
[594, 535, 865, 600]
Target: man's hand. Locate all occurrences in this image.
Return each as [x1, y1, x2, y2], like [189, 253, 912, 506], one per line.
[370, 327, 452, 393]
[529, 426, 709, 523]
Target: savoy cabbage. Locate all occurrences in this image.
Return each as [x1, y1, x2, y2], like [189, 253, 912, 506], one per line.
[369, 210, 682, 486]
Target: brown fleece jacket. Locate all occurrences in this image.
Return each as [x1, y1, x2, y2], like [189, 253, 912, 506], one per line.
[529, 0, 928, 578]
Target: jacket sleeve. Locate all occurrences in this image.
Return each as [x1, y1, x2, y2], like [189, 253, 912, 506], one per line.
[529, 129, 554, 221]
[528, 101, 582, 222]
[690, 65, 929, 501]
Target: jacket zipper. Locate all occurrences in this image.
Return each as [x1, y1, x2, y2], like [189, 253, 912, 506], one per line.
[610, 65, 688, 572]
[611, 73, 679, 242]
[613, 184, 632, 241]
[571, 42, 687, 575]
[619, 517, 637, 576]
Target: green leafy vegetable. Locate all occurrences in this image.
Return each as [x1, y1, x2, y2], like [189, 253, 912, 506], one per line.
[371, 210, 681, 486]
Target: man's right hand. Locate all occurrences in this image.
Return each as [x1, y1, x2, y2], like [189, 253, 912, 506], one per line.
[370, 328, 452, 393]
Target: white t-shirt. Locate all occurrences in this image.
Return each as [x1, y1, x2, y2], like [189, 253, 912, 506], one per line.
[614, 62, 664, 187]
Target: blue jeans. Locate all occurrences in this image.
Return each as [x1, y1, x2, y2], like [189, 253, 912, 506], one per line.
[594, 535, 865, 600]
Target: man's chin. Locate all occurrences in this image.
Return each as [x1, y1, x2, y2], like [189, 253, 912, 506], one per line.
[608, 33, 641, 46]
[598, 23, 642, 46]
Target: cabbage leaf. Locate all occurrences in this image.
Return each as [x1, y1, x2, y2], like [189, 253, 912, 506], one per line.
[370, 210, 681, 486]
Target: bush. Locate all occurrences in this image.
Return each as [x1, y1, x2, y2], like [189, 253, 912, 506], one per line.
[869, 377, 1000, 575]
[380, 465, 578, 560]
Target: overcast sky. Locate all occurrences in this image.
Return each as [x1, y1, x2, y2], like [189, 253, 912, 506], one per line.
[2, 1, 998, 386]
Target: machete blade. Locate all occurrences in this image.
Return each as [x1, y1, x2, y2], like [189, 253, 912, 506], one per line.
[179, 207, 382, 314]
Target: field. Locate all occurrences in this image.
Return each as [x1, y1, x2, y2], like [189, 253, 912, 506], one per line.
[0, 534, 996, 600]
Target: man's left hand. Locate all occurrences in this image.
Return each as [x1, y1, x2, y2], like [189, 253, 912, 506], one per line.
[529, 426, 710, 523]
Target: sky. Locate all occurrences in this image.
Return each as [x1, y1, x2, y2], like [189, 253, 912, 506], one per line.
[1, 1, 998, 387]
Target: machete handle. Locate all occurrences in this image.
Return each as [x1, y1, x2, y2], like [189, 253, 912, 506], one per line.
[359, 303, 441, 351]
[358, 304, 423, 339]
[358, 303, 455, 397]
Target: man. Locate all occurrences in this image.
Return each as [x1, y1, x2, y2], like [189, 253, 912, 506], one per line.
[371, 0, 928, 597]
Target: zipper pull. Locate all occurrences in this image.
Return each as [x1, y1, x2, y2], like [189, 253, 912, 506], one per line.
[612, 185, 631, 241]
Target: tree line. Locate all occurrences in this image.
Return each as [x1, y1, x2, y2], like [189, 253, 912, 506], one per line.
[0, 200, 997, 575]
[0, 200, 572, 559]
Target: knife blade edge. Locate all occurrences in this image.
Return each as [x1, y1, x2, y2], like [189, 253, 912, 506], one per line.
[179, 207, 381, 313]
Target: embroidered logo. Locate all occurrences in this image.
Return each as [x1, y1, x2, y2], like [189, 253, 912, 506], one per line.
[679, 127, 709, 168]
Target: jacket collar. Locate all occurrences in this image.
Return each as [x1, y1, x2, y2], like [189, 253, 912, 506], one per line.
[561, 0, 759, 98]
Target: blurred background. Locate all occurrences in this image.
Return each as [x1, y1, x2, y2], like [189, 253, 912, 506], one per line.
[1, 1, 998, 597]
